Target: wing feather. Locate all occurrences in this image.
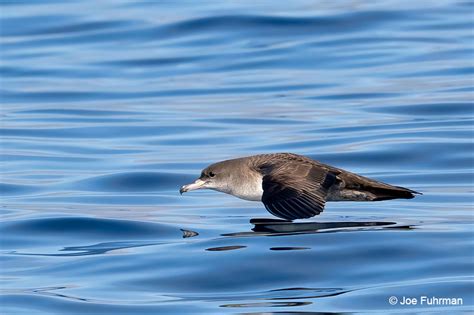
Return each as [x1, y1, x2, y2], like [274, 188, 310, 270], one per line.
[260, 159, 337, 220]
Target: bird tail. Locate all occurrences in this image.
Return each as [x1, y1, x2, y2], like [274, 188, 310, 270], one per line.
[367, 185, 422, 201]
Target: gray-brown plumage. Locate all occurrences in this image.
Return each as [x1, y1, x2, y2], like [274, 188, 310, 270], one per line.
[180, 153, 421, 221]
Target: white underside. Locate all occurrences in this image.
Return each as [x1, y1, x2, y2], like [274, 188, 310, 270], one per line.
[227, 175, 263, 201]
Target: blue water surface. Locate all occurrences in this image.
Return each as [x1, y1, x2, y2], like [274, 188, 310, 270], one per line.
[1, 1, 473, 314]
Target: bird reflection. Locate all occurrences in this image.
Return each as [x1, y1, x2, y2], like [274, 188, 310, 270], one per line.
[251, 218, 399, 234]
[223, 218, 412, 237]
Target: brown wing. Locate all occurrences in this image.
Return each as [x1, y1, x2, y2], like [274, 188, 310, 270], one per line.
[260, 159, 338, 221]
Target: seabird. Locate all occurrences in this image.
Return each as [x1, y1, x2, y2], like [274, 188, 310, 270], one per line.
[179, 153, 421, 221]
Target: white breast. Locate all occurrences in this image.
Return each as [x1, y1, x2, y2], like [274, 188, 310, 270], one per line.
[229, 174, 263, 201]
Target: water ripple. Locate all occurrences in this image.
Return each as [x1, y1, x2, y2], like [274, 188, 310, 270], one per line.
[1, 1, 473, 314]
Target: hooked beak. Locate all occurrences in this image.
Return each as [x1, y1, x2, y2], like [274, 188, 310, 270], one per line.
[180, 178, 207, 195]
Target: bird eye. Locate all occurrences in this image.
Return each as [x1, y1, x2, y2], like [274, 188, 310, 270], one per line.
[209, 172, 216, 178]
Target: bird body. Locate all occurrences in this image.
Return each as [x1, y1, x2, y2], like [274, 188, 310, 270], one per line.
[180, 153, 420, 220]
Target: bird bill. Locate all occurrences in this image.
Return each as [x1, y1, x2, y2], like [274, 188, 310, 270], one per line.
[180, 178, 206, 194]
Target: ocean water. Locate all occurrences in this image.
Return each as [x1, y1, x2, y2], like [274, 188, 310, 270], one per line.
[1, 1, 473, 314]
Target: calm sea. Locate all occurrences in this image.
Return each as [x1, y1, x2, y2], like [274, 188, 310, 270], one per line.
[1, 1, 473, 314]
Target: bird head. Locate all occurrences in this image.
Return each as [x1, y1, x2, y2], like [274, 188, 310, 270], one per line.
[179, 161, 233, 195]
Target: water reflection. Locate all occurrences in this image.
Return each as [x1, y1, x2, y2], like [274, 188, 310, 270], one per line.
[1, 286, 90, 303]
[221, 301, 312, 308]
[9, 241, 161, 257]
[240, 311, 345, 315]
[218, 287, 352, 312]
[223, 218, 409, 237]
[251, 218, 400, 234]
[181, 228, 199, 238]
[206, 245, 247, 251]
[269, 247, 310, 251]
[173, 287, 349, 303]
